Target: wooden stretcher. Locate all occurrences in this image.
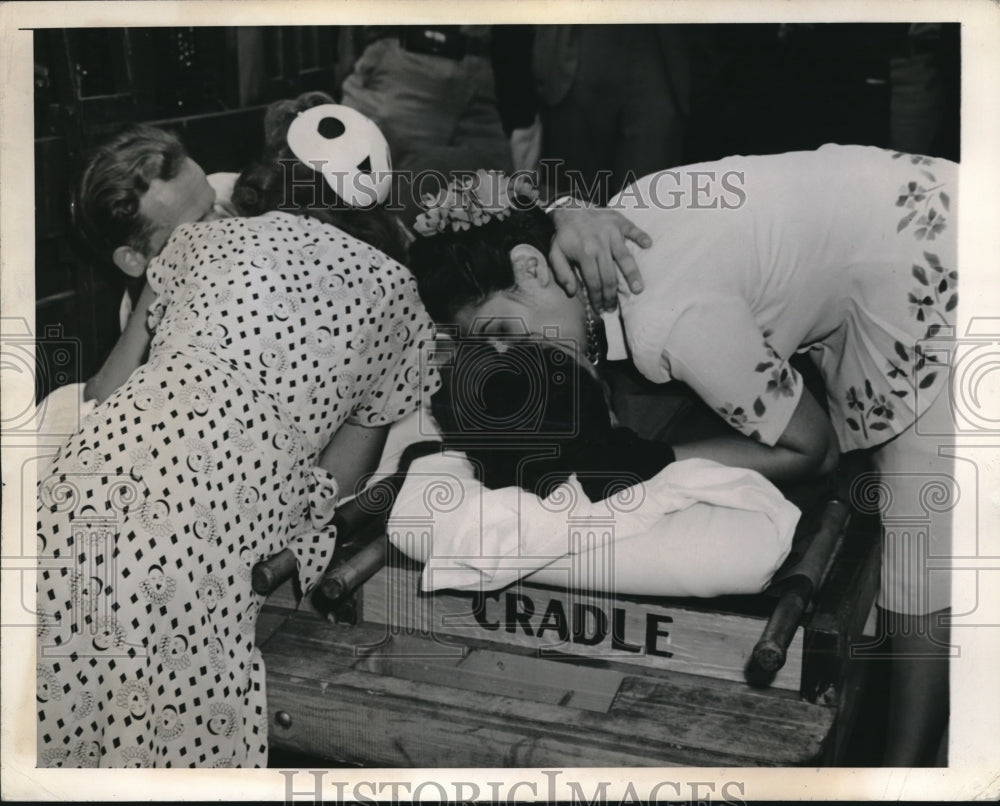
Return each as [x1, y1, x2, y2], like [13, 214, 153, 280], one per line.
[253, 466, 882, 767]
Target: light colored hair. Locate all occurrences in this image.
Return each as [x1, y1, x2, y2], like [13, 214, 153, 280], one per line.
[75, 125, 187, 261]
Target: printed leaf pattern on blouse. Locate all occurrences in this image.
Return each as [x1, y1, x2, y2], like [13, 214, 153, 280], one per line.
[893, 153, 950, 242]
[845, 380, 897, 437]
[850, 156, 955, 437]
[716, 336, 801, 443]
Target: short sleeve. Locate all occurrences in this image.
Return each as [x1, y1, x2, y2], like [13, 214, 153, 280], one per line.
[662, 294, 803, 446]
[348, 276, 441, 427]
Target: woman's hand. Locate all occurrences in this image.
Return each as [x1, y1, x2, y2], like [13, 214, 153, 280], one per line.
[548, 202, 652, 312]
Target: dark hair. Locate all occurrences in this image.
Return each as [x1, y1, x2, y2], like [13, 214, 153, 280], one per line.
[407, 207, 555, 323]
[74, 124, 187, 261]
[432, 341, 675, 502]
[233, 91, 409, 264]
[262, 90, 336, 152]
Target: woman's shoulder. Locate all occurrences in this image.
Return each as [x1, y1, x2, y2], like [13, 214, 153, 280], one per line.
[236, 210, 401, 265]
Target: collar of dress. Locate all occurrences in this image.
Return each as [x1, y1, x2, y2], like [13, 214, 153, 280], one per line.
[601, 308, 628, 361]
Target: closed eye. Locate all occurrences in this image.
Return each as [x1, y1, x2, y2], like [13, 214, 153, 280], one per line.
[476, 317, 528, 338]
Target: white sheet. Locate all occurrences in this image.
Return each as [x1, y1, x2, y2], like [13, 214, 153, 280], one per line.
[382, 407, 800, 597]
[35, 383, 96, 473]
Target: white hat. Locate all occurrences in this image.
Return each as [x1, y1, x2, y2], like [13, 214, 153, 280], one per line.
[286, 104, 392, 207]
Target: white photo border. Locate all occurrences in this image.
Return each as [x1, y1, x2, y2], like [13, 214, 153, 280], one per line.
[2, 0, 998, 801]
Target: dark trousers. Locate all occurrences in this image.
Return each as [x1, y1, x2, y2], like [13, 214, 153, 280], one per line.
[539, 26, 691, 205]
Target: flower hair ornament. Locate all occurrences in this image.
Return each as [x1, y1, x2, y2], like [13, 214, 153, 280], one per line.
[414, 170, 540, 236]
[286, 104, 393, 208]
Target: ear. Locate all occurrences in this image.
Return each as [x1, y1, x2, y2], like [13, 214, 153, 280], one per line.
[509, 243, 552, 288]
[112, 245, 150, 278]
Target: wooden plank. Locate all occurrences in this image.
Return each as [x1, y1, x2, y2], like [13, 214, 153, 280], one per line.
[455, 650, 623, 712]
[259, 615, 621, 712]
[260, 613, 833, 767]
[611, 676, 833, 766]
[261, 607, 801, 703]
[266, 677, 685, 767]
[361, 565, 803, 690]
[255, 607, 292, 646]
[353, 646, 622, 713]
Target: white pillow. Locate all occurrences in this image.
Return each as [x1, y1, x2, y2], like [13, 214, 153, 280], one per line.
[382, 406, 800, 598]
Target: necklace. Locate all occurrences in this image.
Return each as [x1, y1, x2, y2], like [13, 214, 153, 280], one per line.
[584, 300, 601, 366]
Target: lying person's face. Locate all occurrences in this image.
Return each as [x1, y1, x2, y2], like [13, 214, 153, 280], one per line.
[138, 157, 222, 260]
[452, 243, 590, 357]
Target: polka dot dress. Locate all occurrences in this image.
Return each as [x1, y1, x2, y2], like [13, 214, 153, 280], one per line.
[36, 212, 437, 767]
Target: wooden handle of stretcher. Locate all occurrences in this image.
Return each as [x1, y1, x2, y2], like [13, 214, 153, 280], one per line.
[752, 577, 814, 672]
[751, 499, 851, 673]
[250, 473, 407, 596]
[320, 536, 388, 602]
[251, 548, 299, 596]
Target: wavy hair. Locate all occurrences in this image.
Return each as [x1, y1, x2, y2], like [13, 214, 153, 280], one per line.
[74, 125, 187, 261]
[406, 207, 555, 324]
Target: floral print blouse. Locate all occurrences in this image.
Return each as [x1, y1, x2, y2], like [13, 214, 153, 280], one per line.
[607, 144, 956, 452]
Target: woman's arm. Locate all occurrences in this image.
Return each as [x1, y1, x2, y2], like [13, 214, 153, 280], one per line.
[645, 294, 840, 483]
[317, 421, 391, 500]
[672, 388, 840, 483]
[83, 281, 157, 405]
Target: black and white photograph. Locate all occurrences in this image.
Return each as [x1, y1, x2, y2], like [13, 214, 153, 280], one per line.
[1, 0, 999, 801]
